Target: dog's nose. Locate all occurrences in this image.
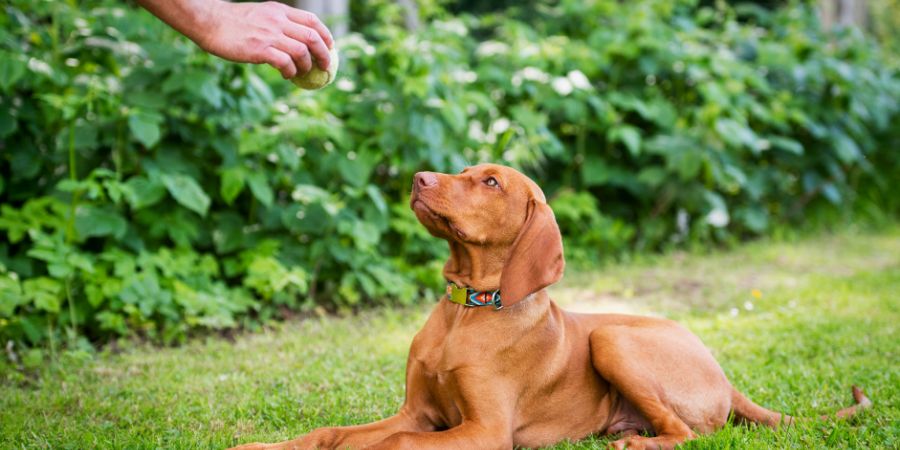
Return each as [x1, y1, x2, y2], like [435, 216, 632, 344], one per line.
[414, 172, 438, 190]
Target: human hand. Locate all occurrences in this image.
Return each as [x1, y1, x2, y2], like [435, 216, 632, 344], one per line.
[195, 1, 334, 79]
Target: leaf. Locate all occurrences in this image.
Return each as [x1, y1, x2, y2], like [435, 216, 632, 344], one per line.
[832, 132, 861, 163]
[636, 167, 667, 187]
[75, 205, 128, 240]
[821, 182, 842, 205]
[290, 184, 330, 204]
[220, 168, 245, 205]
[351, 220, 380, 250]
[128, 112, 162, 148]
[0, 274, 24, 317]
[0, 52, 26, 91]
[246, 172, 273, 207]
[124, 176, 166, 209]
[23, 277, 62, 313]
[769, 136, 804, 155]
[337, 151, 376, 188]
[213, 212, 246, 254]
[366, 185, 387, 214]
[581, 154, 610, 187]
[0, 106, 17, 139]
[609, 125, 642, 157]
[161, 174, 211, 216]
[715, 118, 760, 153]
[737, 206, 769, 233]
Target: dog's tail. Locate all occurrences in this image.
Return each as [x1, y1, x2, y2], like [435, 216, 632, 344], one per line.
[730, 385, 872, 428]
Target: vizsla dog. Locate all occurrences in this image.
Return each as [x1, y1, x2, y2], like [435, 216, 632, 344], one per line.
[234, 164, 871, 450]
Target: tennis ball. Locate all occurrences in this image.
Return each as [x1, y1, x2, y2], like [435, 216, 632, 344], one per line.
[291, 47, 339, 90]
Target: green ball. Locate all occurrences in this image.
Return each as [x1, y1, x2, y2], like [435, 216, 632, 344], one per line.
[291, 47, 339, 90]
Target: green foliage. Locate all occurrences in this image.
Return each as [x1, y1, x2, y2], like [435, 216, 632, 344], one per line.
[0, 0, 898, 347]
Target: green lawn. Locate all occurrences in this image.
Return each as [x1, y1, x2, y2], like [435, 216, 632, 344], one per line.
[2, 227, 899, 449]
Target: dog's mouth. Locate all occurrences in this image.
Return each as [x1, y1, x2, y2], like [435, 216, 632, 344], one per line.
[412, 199, 467, 240]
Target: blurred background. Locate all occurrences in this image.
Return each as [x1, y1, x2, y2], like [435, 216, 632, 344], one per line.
[0, 0, 897, 350]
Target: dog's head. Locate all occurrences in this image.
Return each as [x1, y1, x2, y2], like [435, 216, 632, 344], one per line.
[410, 164, 564, 306]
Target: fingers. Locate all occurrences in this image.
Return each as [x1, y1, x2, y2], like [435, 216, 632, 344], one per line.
[262, 46, 297, 79]
[283, 23, 330, 70]
[274, 37, 312, 76]
[283, 8, 334, 50]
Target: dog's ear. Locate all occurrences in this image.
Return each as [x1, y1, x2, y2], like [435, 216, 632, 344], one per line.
[499, 199, 565, 307]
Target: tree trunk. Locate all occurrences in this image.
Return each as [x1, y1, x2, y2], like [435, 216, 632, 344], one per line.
[397, 0, 420, 31]
[819, 0, 869, 29]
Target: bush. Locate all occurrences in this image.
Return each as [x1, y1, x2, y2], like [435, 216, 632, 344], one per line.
[1, 0, 897, 348]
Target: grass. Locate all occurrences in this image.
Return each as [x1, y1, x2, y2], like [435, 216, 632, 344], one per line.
[2, 227, 899, 449]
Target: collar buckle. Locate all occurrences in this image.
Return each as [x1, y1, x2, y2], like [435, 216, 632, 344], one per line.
[446, 282, 502, 310]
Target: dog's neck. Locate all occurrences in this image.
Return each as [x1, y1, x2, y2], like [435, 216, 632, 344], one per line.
[442, 241, 508, 292]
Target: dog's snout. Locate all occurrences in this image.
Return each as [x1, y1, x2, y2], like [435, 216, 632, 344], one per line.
[414, 172, 438, 190]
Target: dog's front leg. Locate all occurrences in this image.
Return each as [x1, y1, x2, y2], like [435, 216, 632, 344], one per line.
[364, 420, 512, 450]
[229, 410, 427, 450]
[364, 375, 514, 450]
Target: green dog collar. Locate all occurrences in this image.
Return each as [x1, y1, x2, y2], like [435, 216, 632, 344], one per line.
[445, 282, 503, 310]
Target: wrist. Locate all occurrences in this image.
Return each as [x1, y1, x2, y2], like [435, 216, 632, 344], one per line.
[183, 0, 228, 52]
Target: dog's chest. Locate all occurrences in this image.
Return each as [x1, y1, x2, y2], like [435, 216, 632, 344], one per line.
[408, 326, 494, 427]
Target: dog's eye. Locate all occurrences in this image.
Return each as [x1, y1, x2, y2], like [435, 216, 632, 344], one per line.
[483, 177, 499, 188]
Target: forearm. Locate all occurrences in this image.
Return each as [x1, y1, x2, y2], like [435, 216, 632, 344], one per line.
[135, 0, 334, 78]
[136, 0, 221, 48]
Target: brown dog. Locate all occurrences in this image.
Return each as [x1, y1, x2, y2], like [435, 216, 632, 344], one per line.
[233, 164, 871, 450]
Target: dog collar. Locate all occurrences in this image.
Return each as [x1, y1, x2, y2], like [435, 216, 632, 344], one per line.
[445, 282, 503, 310]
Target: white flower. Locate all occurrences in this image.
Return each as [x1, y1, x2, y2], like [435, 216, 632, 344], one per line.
[567, 70, 592, 90]
[730, 308, 739, 317]
[676, 209, 689, 235]
[467, 121, 486, 141]
[521, 44, 539, 57]
[336, 78, 355, 92]
[435, 19, 468, 36]
[491, 118, 510, 134]
[706, 208, 729, 228]
[520, 67, 550, 83]
[743, 301, 754, 311]
[476, 41, 510, 57]
[551, 77, 574, 96]
[451, 69, 477, 84]
[27, 58, 52, 76]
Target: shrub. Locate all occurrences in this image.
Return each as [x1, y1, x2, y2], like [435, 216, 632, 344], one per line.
[0, 0, 897, 348]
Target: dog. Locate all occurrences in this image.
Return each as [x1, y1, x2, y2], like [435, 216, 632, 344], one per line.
[232, 164, 871, 450]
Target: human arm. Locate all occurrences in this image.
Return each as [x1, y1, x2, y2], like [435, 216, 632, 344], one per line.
[136, 0, 334, 78]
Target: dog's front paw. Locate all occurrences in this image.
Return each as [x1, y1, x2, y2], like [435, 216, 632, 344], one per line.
[289, 427, 340, 450]
[227, 429, 334, 450]
[227, 443, 269, 450]
[608, 435, 648, 450]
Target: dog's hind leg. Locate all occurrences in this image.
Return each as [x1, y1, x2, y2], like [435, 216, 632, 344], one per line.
[588, 321, 733, 449]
